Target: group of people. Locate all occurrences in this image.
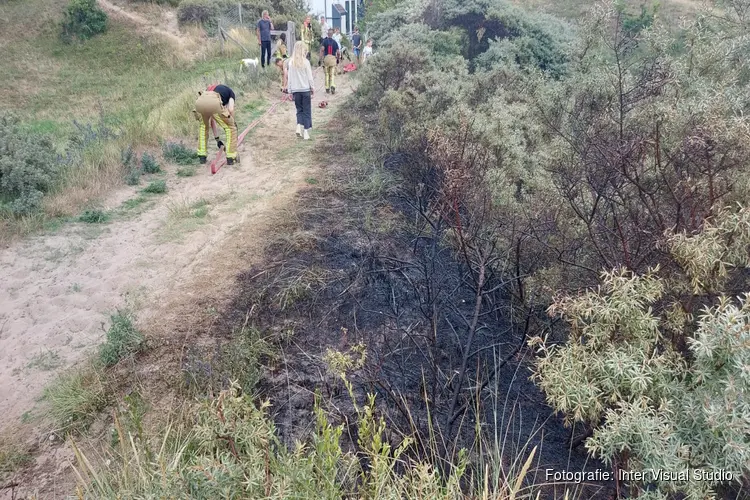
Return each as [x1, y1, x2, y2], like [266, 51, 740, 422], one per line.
[191, 12, 375, 163]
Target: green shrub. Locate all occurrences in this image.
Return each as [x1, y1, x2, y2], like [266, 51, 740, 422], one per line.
[177, 0, 219, 27]
[531, 206, 750, 498]
[162, 142, 197, 165]
[0, 114, 60, 216]
[60, 0, 108, 42]
[140, 152, 161, 174]
[78, 209, 110, 223]
[130, 0, 180, 5]
[99, 310, 145, 367]
[122, 146, 140, 186]
[176, 166, 197, 177]
[143, 180, 167, 194]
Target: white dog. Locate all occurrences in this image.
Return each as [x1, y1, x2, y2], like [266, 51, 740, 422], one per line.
[241, 58, 259, 70]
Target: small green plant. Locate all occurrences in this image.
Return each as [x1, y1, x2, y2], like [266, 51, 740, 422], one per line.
[182, 326, 272, 396]
[0, 437, 31, 477]
[162, 142, 197, 165]
[99, 310, 145, 367]
[141, 152, 161, 174]
[142, 180, 167, 194]
[120, 196, 148, 211]
[78, 209, 110, 223]
[122, 146, 140, 186]
[60, 0, 108, 42]
[26, 350, 63, 372]
[44, 367, 109, 432]
[176, 166, 197, 177]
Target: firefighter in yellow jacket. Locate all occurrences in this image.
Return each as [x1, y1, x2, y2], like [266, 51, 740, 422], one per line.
[300, 16, 314, 61]
[193, 84, 239, 165]
[319, 29, 340, 94]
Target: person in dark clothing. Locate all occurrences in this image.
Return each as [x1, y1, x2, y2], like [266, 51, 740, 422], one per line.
[257, 10, 274, 67]
[351, 26, 362, 63]
[319, 29, 340, 94]
[193, 84, 239, 164]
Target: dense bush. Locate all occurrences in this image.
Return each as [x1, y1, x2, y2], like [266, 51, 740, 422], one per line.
[352, 0, 750, 495]
[0, 115, 60, 215]
[128, 0, 180, 6]
[60, 0, 108, 42]
[176, 0, 219, 26]
[532, 206, 750, 498]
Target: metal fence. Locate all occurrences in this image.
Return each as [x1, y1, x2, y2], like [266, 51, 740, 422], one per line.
[216, 3, 296, 57]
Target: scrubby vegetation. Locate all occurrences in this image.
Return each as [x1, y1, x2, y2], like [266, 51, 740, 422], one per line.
[60, 0, 108, 42]
[0, 114, 60, 216]
[99, 310, 145, 367]
[4, 0, 750, 498]
[337, 0, 750, 496]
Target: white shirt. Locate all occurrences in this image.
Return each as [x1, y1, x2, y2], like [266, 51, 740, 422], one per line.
[363, 46, 373, 59]
[320, 21, 329, 34]
[332, 33, 342, 49]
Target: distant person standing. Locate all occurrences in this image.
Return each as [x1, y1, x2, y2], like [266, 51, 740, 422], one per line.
[283, 41, 315, 140]
[256, 10, 274, 68]
[301, 16, 314, 61]
[351, 26, 362, 63]
[319, 29, 340, 94]
[319, 15, 329, 42]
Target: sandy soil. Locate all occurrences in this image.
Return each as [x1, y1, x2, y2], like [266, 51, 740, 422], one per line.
[97, 0, 196, 53]
[0, 62, 350, 498]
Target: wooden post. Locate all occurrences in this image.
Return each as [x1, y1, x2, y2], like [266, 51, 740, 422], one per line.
[238, 2, 242, 26]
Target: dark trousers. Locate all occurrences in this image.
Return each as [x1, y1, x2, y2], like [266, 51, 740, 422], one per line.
[293, 91, 312, 130]
[261, 41, 271, 66]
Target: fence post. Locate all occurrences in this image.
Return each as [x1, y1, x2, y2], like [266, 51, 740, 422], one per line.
[219, 20, 224, 53]
[238, 2, 242, 26]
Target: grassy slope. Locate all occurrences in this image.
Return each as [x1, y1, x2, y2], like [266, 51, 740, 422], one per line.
[3, 0, 215, 137]
[0, 0, 271, 238]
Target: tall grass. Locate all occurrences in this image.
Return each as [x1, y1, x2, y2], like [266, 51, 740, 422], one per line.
[72, 382, 554, 499]
[44, 364, 110, 432]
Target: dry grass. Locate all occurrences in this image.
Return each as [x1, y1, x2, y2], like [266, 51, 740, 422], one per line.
[0, 431, 32, 479]
[43, 141, 126, 217]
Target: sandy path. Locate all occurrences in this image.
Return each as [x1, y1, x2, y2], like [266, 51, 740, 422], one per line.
[0, 70, 349, 431]
[97, 0, 187, 49]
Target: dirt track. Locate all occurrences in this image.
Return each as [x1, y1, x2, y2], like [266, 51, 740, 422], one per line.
[0, 64, 350, 499]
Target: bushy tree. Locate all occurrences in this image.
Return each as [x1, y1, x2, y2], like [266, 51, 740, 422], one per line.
[349, 0, 750, 493]
[0, 115, 60, 215]
[60, 0, 108, 42]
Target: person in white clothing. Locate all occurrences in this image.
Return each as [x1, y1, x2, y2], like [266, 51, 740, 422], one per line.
[319, 16, 329, 43]
[362, 39, 374, 64]
[282, 41, 316, 140]
[332, 27, 344, 73]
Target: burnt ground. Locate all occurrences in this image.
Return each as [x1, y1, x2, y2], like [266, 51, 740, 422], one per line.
[198, 121, 617, 498]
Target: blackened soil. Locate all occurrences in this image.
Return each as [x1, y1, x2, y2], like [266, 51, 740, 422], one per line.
[212, 134, 616, 499]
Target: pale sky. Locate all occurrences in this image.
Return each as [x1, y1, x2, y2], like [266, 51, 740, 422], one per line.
[307, 0, 359, 27]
